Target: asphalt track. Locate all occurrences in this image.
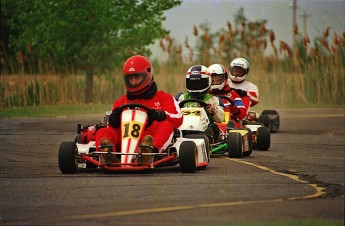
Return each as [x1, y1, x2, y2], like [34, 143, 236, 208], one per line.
[0, 108, 344, 225]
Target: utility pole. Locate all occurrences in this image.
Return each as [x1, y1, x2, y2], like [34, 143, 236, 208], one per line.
[292, 0, 297, 49]
[300, 11, 311, 36]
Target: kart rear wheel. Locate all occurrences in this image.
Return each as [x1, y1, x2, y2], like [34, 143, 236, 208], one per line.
[260, 110, 280, 132]
[258, 114, 270, 128]
[228, 132, 243, 158]
[257, 127, 271, 151]
[185, 134, 210, 164]
[261, 110, 279, 115]
[58, 141, 78, 174]
[179, 141, 197, 173]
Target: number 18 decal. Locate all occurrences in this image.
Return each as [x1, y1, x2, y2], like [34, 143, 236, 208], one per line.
[122, 121, 144, 140]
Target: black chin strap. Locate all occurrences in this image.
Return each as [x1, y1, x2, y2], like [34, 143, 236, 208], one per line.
[127, 82, 158, 100]
[231, 79, 244, 84]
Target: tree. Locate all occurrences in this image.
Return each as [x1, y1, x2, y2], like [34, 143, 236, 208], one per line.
[1, 0, 181, 103]
[192, 7, 269, 65]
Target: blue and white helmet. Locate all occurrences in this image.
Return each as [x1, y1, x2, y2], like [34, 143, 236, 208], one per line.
[185, 65, 211, 99]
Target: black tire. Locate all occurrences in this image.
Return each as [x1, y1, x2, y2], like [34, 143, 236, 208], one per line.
[243, 128, 253, 157]
[228, 132, 243, 158]
[260, 110, 280, 132]
[257, 127, 271, 151]
[226, 120, 236, 129]
[185, 134, 210, 166]
[58, 141, 78, 174]
[204, 127, 215, 144]
[261, 109, 278, 115]
[74, 134, 83, 143]
[179, 141, 197, 173]
[259, 114, 270, 128]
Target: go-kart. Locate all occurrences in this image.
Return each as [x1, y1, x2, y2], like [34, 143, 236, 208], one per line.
[243, 119, 270, 151]
[178, 98, 252, 158]
[228, 88, 280, 133]
[247, 109, 280, 133]
[58, 103, 209, 174]
[216, 95, 270, 151]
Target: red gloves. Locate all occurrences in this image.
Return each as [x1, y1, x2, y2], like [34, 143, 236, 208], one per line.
[229, 106, 240, 116]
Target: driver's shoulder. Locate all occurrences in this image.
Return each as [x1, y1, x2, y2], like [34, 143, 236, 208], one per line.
[157, 90, 176, 96]
[114, 95, 127, 105]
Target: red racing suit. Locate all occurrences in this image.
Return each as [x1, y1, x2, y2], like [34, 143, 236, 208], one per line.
[96, 90, 183, 153]
[210, 84, 247, 122]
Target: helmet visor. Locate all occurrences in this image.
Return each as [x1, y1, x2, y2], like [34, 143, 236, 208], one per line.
[124, 73, 147, 89]
[230, 67, 246, 77]
[211, 73, 225, 85]
[186, 74, 210, 91]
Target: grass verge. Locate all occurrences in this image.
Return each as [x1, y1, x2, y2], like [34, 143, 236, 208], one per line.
[0, 104, 111, 119]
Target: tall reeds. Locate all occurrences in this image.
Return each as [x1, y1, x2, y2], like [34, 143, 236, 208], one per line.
[1, 24, 344, 108]
[157, 22, 344, 107]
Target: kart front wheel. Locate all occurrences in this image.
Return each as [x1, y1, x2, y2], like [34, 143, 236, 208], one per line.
[179, 141, 197, 173]
[58, 141, 78, 174]
[228, 132, 243, 158]
[257, 127, 271, 151]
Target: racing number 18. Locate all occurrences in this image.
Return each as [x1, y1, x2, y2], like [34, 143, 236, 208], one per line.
[123, 123, 141, 139]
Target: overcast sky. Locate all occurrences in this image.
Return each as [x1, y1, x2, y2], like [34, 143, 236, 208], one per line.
[151, 0, 345, 60]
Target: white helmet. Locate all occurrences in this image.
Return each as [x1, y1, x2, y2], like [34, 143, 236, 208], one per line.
[208, 63, 229, 91]
[185, 65, 211, 99]
[229, 57, 250, 83]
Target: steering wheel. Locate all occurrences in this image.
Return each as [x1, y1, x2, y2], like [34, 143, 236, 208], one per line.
[230, 88, 247, 97]
[117, 103, 151, 113]
[178, 98, 208, 109]
[217, 95, 234, 106]
[114, 103, 158, 127]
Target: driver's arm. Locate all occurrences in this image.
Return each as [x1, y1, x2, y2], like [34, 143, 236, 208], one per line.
[247, 82, 259, 107]
[230, 92, 248, 120]
[160, 92, 183, 129]
[208, 97, 224, 123]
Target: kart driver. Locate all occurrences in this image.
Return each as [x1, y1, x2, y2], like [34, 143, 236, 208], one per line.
[96, 55, 183, 164]
[228, 57, 259, 108]
[208, 63, 247, 122]
[176, 65, 224, 142]
[177, 65, 224, 123]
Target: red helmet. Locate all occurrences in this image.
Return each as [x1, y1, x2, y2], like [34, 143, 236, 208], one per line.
[123, 55, 154, 95]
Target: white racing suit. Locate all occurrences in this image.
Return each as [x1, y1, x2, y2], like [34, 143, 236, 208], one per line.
[228, 80, 259, 107]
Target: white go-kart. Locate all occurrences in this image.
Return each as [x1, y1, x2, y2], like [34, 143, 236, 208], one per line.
[58, 103, 209, 174]
[178, 98, 252, 158]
